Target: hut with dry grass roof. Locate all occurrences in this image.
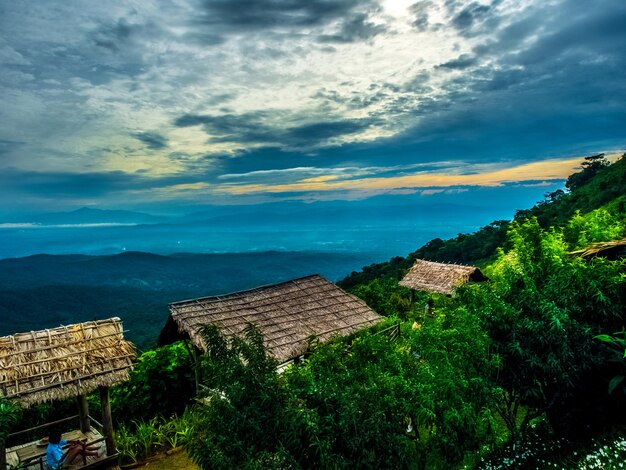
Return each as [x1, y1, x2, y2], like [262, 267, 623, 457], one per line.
[160, 274, 384, 366]
[1, 317, 136, 469]
[399, 259, 487, 296]
[569, 238, 626, 260]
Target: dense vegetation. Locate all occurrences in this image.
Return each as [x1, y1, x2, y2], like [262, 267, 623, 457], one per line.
[4, 154, 625, 469]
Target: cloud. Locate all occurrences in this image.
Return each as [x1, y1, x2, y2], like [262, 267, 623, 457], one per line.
[437, 54, 477, 69]
[194, 0, 377, 30]
[317, 12, 387, 43]
[174, 112, 378, 150]
[132, 132, 168, 150]
[214, 156, 616, 195]
[1, 0, 625, 215]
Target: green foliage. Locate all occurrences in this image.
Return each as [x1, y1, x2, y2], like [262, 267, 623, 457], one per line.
[187, 324, 295, 469]
[111, 342, 195, 424]
[349, 276, 417, 318]
[0, 397, 21, 442]
[116, 408, 200, 464]
[563, 208, 625, 249]
[187, 316, 497, 469]
[595, 330, 626, 395]
[464, 217, 626, 437]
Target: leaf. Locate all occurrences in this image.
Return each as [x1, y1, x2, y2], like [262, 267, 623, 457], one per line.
[608, 375, 625, 394]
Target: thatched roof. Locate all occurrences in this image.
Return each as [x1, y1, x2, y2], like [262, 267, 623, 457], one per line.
[164, 275, 384, 363]
[399, 259, 487, 295]
[0, 318, 136, 407]
[569, 238, 626, 260]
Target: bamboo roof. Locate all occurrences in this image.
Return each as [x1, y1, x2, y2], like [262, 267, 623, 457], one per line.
[165, 275, 384, 363]
[0, 318, 136, 407]
[569, 238, 626, 259]
[399, 258, 487, 295]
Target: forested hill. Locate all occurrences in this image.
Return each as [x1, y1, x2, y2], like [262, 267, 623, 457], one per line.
[339, 153, 626, 289]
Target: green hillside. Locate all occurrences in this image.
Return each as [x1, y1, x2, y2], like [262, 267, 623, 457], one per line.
[339, 153, 626, 289]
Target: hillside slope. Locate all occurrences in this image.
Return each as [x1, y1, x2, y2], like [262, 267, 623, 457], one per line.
[339, 154, 626, 289]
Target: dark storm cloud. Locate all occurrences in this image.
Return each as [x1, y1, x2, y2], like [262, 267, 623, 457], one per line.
[91, 18, 136, 51]
[0, 168, 150, 198]
[437, 54, 477, 69]
[409, 1, 435, 32]
[410, 0, 503, 36]
[132, 132, 168, 150]
[195, 0, 377, 30]
[286, 120, 372, 141]
[174, 112, 377, 148]
[317, 13, 386, 43]
[0, 167, 217, 201]
[451, 1, 500, 36]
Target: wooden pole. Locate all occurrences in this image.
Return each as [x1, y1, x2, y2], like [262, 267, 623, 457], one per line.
[76, 395, 91, 434]
[1, 437, 7, 470]
[99, 387, 115, 456]
[183, 340, 200, 394]
[192, 348, 200, 394]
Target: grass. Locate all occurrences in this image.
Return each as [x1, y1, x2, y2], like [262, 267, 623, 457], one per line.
[142, 450, 199, 470]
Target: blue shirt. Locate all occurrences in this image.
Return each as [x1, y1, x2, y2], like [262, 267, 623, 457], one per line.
[46, 440, 68, 469]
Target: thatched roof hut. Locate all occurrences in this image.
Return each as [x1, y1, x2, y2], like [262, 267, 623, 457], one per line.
[161, 275, 384, 363]
[569, 238, 626, 260]
[0, 317, 136, 408]
[399, 259, 487, 295]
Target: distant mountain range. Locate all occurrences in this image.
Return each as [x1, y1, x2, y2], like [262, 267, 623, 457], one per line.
[2, 207, 170, 225]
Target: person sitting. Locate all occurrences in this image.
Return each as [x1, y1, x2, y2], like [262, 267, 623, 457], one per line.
[46, 430, 99, 469]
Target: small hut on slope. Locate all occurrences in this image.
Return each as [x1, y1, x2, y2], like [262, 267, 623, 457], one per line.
[160, 274, 384, 365]
[1, 318, 136, 469]
[569, 238, 626, 260]
[399, 259, 487, 295]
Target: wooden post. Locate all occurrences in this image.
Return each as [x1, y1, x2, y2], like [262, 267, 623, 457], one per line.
[192, 348, 200, 394]
[183, 340, 200, 394]
[99, 387, 115, 456]
[1, 437, 7, 470]
[76, 395, 91, 434]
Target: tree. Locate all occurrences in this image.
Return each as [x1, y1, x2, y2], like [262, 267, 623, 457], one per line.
[467, 217, 626, 437]
[187, 324, 298, 469]
[565, 153, 609, 191]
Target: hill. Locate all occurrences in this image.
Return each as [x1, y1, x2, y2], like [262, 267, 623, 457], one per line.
[338, 153, 626, 289]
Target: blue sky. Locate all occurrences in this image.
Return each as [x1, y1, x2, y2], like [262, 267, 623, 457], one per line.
[0, 0, 625, 216]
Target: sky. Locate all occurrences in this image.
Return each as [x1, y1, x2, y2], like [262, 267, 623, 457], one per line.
[1, 0, 625, 216]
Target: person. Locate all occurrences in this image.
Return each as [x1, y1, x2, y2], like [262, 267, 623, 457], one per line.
[46, 430, 99, 469]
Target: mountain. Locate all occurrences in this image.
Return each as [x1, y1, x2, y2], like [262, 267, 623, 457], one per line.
[2, 207, 169, 225]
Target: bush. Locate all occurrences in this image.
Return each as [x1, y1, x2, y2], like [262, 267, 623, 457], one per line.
[111, 342, 195, 424]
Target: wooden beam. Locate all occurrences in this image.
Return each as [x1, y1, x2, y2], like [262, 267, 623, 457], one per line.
[76, 395, 91, 434]
[99, 387, 115, 456]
